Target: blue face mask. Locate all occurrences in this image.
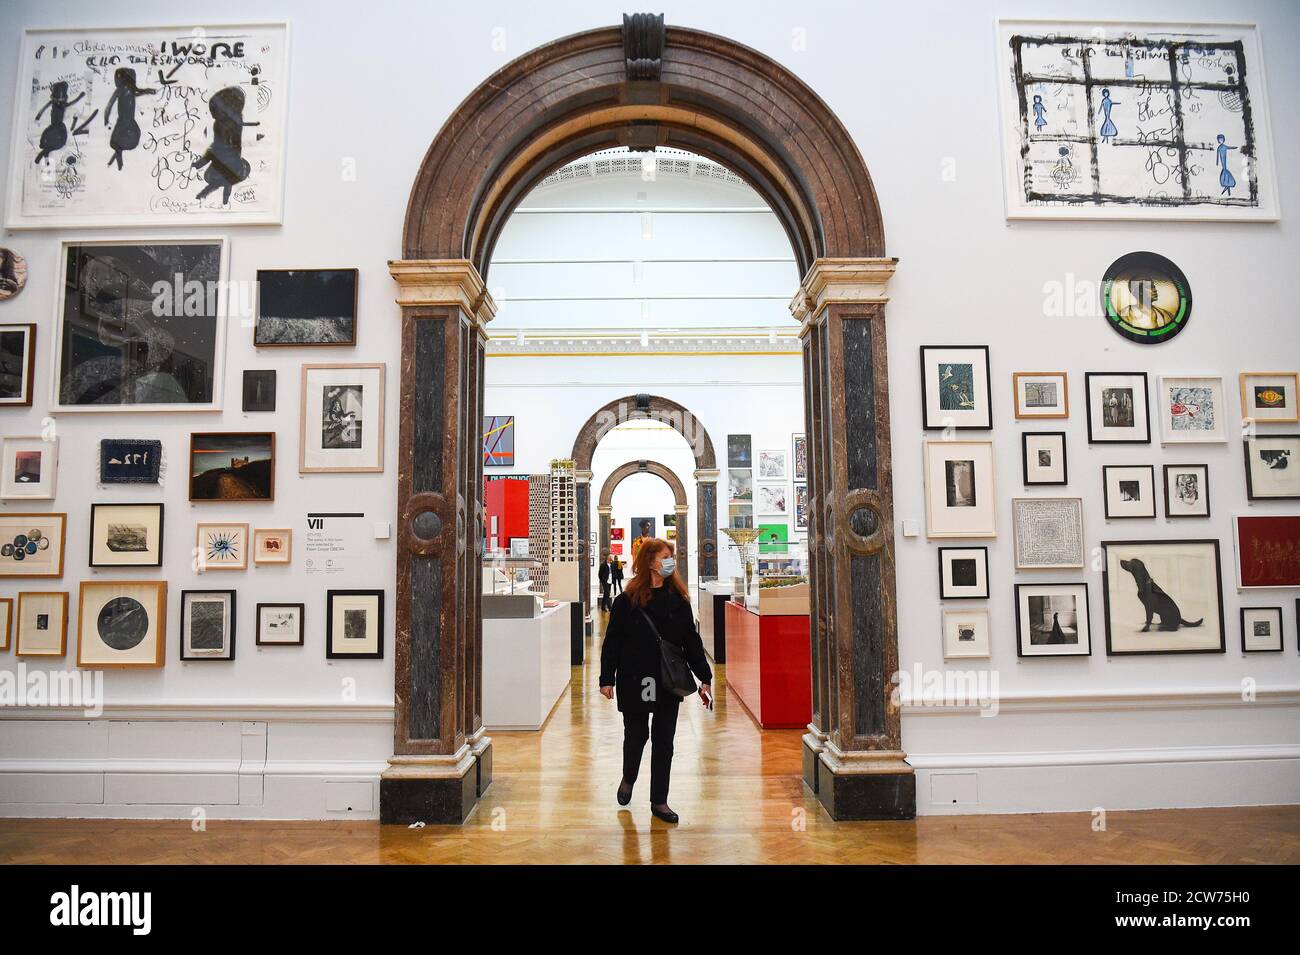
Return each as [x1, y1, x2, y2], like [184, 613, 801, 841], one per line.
[658, 557, 676, 577]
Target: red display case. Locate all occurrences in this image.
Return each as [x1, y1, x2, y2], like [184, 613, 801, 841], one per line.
[723, 599, 811, 729]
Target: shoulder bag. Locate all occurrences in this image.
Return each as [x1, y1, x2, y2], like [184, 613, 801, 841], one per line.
[638, 606, 698, 699]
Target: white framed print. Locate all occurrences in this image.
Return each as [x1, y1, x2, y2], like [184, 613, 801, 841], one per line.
[1012, 497, 1085, 570]
[920, 346, 992, 430]
[1085, 372, 1150, 443]
[941, 608, 991, 660]
[1243, 435, 1300, 500]
[1157, 376, 1227, 444]
[15, 591, 68, 658]
[1103, 465, 1157, 519]
[1013, 372, 1068, 419]
[196, 523, 249, 572]
[1021, 431, 1067, 486]
[300, 363, 386, 473]
[757, 450, 786, 480]
[924, 440, 996, 539]
[1239, 372, 1299, 423]
[938, 546, 989, 600]
[1240, 607, 1283, 653]
[1015, 583, 1091, 657]
[1163, 464, 1210, 518]
[1, 436, 57, 499]
[757, 483, 788, 514]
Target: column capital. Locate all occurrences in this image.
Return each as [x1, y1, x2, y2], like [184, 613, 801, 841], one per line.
[389, 258, 498, 326]
[574, 469, 594, 483]
[790, 257, 898, 325]
[693, 468, 721, 482]
[673, 504, 690, 514]
[596, 505, 613, 515]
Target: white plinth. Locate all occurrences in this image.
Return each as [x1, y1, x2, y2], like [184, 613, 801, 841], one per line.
[483, 601, 573, 730]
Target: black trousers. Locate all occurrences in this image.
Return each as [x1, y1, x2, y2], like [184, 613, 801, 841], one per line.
[611, 576, 622, 595]
[599, 582, 611, 612]
[621, 697, 680, 805]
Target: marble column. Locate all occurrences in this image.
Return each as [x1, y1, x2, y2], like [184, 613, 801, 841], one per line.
[694, 469, 720, 583]
[673, 502, 691, 583]
[575, 469, 593, 620]
[597, 505, 612, 563]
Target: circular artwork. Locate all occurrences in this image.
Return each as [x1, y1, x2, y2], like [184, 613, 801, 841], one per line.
[97, 596, 149, 651]
[0, 249, 27, 301]
[1101, 251, 1192, 345]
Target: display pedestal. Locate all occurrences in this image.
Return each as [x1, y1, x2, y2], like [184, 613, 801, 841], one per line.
[698, 580, 732, 663]
[483, 601, 572, 730]
[724, 598, 811, 729]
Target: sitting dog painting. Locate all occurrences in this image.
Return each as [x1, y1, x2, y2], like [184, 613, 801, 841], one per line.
[1119, 557, 1203, 632]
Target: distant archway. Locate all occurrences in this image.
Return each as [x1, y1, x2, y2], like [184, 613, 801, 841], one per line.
[596, 459, 691, 582]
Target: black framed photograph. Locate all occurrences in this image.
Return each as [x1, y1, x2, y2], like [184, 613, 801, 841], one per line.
[242, 370, 277, 413]
[1084, 372, 1150, 443]
[254, 268, 358, 346]
[326, 590, 384, 659]
[179, 590, 236, 661]
[0, 323, 36, 406]
[1163, 464, 1210, 518]
[938, 546, 989, 599]
[1103, 465, 1157, 519]
[1021, 431, 1067, 485]
[920, 345, 992, 430]
[1101, 539, 1225, 655]
[189, 432, 275, 502]
[99, 439, 162, 485]
[1243, 434, 1300, 500]
[89, 503, 164, 568]
[1015, 582, 1091, 657]
[257, 603, 305, 646]
[1240, 607, 1283, 653]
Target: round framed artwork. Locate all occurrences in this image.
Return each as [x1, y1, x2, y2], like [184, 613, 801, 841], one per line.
[0, 249, 27, 301]
[1100, 251, 1192, 345]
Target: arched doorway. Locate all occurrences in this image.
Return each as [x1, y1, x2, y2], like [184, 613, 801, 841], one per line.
[597, 459, 690, 583]
[383, 14, 907, 823]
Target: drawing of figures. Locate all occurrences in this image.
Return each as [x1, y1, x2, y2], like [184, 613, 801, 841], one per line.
[1050, 146, 1076, 189]
[104, 68, 157, 171]
[1097, 88, 1120, 143]
[192, 87, 260, 205]
[1216, 134, 1238, 196]
[1032, 94, 1048, 131]
[33, 81, 86, 164]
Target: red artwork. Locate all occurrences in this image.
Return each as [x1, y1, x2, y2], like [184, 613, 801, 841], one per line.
[610, 527, 624, 540]
[1234, 515, 1300, 589]
[609, 543, 623, 556]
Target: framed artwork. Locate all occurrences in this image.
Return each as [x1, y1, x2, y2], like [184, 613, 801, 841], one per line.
[299, 364, 385, 473]
[1240, 607, 1283, 653]
[938, 546, 989, 600]
[1239, 372, 1299, 423]
[242, 370, 277, 413]
[190, 432, 274, 501]
[924, 440, 996, 539]
[196, 523, 249, 572]
[483, 415, 515, 467]
[253, 528, 292, 565]
[1012, 497, 1084, 570]
[89, 503, 164, 568]
[630, 517, 656, 541]
[1163, 465, 1210, 519]
[76, 580, 167, 669]
[1232, 515, 1300, 590]
[727, 504, 753, 529]
[1101, 540, 1225, 655]
[1021, 431, 1067, 486]
[727, 434, 752, 468]
[0, 323, 36, 406]
[662, 514, 677, 530]
[1015, 583, 1091, 657]
[179, 590, 236, 661]
[920, 345, 992, 430]
[757, 523, 789, 554]
[758, 483, 788, 514]
[995, 20, 1279, 221]
[15, 591, 68, 657]
[0, 597, 10, 651]
[757, 450, 786, 479]
[1243, 435, 1300, 500]
[941, 608, 991, 660]
[99, 439, 162, 484]
[0, 513, 67, 578]
[257, 603, 305, 646]
[1100, 252, 1193, 345]
[1013, 372, 1068, 419]
[255, 268, 357, 346]
[610, 527, 624, 541]
[792, 434, 807, 481]
[1, 436, 58, 499]
[1085, 373, 1150, 443]
[1156, 376, 1227, 444]
[7, 23, 289, 228]
[0, 250, 28, 300]
[727, 469, 752, 504]
[52, 238, 228, 412]
[1103, 465, 1157, 519]
[793, 483, 809, 532]
[326, 590, 384, 659]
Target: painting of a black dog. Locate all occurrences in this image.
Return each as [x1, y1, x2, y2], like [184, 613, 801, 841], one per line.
[1119, 557, 1203, 632]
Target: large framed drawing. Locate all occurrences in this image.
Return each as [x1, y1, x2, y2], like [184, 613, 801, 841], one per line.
[996, 20, 1279, 220]
[52, 237, 229, 412]
[299, 364, 385, 473]
[7, 23, 289, 229]
[1101, 539, 1225, 655]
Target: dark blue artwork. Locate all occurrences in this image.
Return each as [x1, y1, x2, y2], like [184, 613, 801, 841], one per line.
[100, 439, 162, 484]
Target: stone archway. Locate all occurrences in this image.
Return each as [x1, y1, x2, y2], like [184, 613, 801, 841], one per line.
[384, 14, 907, 824]
[597, 459, 690, 583]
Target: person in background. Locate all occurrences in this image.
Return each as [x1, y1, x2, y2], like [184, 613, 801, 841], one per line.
[597, 553, 613, 612]
[610, 555, 624, 595]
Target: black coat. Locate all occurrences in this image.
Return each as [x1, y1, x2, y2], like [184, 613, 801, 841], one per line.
[598, 562, 611, 584]
[599, 585, 712, 712]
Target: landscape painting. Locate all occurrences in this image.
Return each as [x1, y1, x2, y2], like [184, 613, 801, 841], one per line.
[255, 269, 358, 345]
[189, 433, 274, 502]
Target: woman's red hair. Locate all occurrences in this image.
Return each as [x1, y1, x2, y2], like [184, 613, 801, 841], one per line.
[623, 538, 689, 607]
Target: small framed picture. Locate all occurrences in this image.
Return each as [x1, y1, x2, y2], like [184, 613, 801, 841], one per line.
[1103, 465, 1157, 519]
[1101, 539, 1225, 655]
[938, 546, 989, 599]
[920, 345, 992, 430]
[196, 523, 249, 572]
[1015, 582, 1091, 657]
[727, 469, 752, 504]
[941, 607, 991, 659]
[326, 590, 384, 659]
[1021, 431, 1067, 485]
[1013, 372, 1068, 419]
[924, 440, 996, 538]
[1233, 515, 1300, 589]
[1, 436, 57, 499]
[0, 323, 37, 406]
[1012, 497, 1084, 569]
[242, 370, 277, 412]
[89, 503, 165, 568]
[15, 591, 68, 657]
[1243, 434, 1300, 500]
[0, 512, 67, 579]
[300, 363, 386, 473]
[757, 449, 786, 479]
[1163, 464, 1210, 518]
[793, 483, 809, 532]
[0, 597, 11, 650]
[757, 483, 788, 514]
[190, 432, 275, 502]
[1085, 372, 1150, 444]
[792, 434, 807, 481]
[1240, 607, 1283, 653]
[1239, 372, 1299, 423]
[255, 268, 359, 346]
[179, 590, 236, 661]
[1157, 375, 1227, 444]
[76, 580, 167, 669]
[253, 528, 292, 564]
[99, 439, 162, 485]
[257, 603, 305, 646]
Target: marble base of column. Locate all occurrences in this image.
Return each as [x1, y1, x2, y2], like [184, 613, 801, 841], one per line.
[815, 741, 916, 820]
[467, 727, 493, 798]
[380, 748, 480, 825]
[801, 725, 829, 794]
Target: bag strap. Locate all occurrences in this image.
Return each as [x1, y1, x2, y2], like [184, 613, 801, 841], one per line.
[637, 607, 664, 646]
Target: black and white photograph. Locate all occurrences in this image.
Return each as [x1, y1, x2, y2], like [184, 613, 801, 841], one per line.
[1101, 540, 1225, 655]
[255, 269, 358, 346]
[257, 603, 305, 646]
[180, 590, 236, 660]
[300, 364, 385, 473]
[1012, 497, 1084, 570]
[1015, 583, 1091, 657]
[1103, 465, 1158, 519]
[1085, 372, 1150, 443]
[921, 345, 992, 430]
[89, 503, 164, 568]
[1013, 372, 1068, 419]
[1243, 434, 1300, 500]
[1163, 464, 1211, 518]
[243, 370, 277, 413]
[326, 590, 384, 659]
[1240, 607, 1283, 653]
[938, 546, 989, 599]
[941, 607, 991, 659]
[15, 591, 68, 657]
[0, 323, 36, 406]
[945, 459, 977, 507]
[1021, 431, 1067, 485]
[925, 441, 996, 538]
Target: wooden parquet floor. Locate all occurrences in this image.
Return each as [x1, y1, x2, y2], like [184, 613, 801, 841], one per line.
[2, 617, 1297, 865]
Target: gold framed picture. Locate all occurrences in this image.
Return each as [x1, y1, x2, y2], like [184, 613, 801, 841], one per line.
[16, 591, 68, 657]
[1013, 372, 1069, 419]
[253, 528, 292, 564]
[0, 512, 67, 578]
[76, 580, 167, 669]
[196, 523, 249, 572]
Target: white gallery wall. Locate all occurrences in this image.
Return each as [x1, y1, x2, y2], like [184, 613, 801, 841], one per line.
[0, 0, 1297, 818]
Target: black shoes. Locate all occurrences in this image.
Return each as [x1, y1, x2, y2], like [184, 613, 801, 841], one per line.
[651, 804, 679, 824]
[617, 780, 633, 806]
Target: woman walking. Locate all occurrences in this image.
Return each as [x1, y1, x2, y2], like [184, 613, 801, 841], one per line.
[610, 556, 624, 595]
[599, 538, 712, 824]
